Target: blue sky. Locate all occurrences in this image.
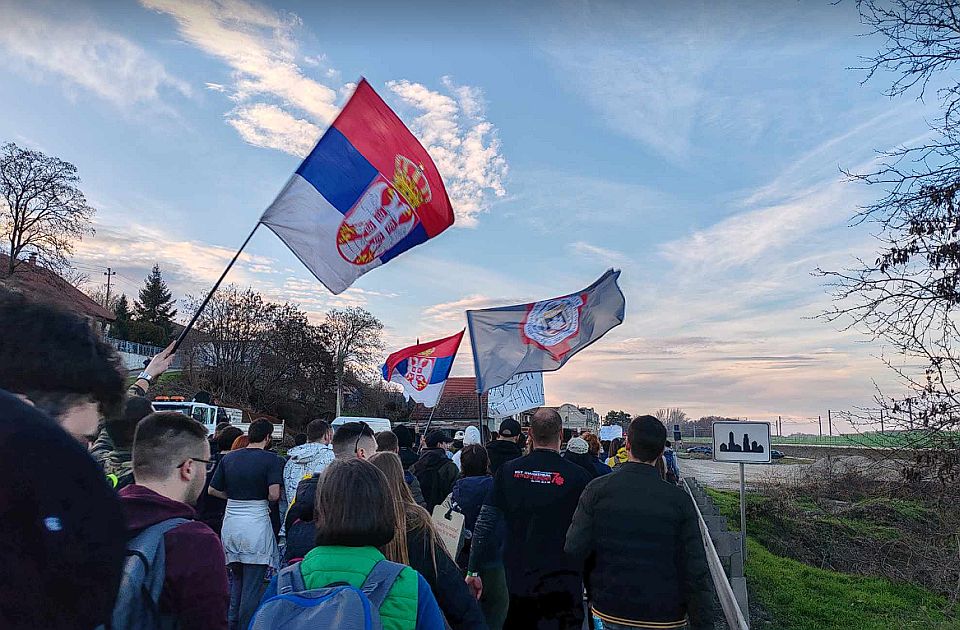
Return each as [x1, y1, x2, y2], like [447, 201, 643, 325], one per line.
[0, 0, 936, 432]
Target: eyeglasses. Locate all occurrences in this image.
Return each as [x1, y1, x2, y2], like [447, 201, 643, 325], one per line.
[354, 421, 373, 454]
[177, 457, 214, 469]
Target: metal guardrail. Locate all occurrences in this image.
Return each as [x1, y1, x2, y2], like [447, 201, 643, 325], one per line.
[683, 478, 750, 630]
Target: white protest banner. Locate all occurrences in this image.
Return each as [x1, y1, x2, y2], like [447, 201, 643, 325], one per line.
[599, 424, 623, 441]
[431, 504, 465, 558]
[486, 372, 545, 418]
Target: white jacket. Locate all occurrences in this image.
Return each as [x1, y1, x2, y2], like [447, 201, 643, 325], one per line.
[283, 442, 335, 502]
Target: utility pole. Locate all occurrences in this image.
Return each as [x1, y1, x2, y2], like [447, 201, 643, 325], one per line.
[818, 415, 822, 437]
[778, 415, 782, 437]
[879, 408, 885, 434]
[103, 267, 116, 307]
[828, 409, 833, 436]
[907, 397, 913, 430]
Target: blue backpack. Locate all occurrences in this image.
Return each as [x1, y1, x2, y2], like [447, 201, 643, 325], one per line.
[249, 559, 405, 630]
[110, 517, 189, 630]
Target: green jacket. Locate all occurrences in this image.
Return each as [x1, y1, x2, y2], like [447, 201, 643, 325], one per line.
[299, 545, 419, 630]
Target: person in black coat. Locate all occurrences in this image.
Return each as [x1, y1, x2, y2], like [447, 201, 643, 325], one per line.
[485, 419, 523, 474]
[565, 416, 715, 630]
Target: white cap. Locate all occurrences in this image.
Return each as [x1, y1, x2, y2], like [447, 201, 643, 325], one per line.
[454, 430, 465, 440]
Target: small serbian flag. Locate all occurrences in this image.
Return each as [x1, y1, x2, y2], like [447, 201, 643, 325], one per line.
[467, 269, 626, 392]
[260, 79, 455, 294]
[382, 330, 464, 407]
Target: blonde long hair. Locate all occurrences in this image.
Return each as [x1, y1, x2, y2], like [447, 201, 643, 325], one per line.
[368, 451, 448, 573]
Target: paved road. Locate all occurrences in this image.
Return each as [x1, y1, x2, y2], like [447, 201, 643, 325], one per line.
[679, 457, 808, 490]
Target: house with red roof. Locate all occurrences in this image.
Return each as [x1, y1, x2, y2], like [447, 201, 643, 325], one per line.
[0, 254, 114, 326]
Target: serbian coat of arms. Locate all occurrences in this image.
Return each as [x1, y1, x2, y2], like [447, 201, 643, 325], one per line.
[404, 355, 436, 391]
[337, 155, 431, 266]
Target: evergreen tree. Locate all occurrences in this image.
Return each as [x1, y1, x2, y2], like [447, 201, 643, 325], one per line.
[134, 264, 177, 335]
[110, 293, 131, 339]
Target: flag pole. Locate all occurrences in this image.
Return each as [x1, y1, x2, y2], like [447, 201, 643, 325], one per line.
[418, 376, 449, 452]
[477, 392, 484, 440]
[172, 222, 261, 353]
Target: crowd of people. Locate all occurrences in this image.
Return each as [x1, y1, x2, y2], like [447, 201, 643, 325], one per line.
[0, 287, 714, 630]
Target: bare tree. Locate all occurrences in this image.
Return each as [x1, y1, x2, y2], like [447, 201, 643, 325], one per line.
[180, 285, 335, 416]
[819, 0, 960, 484]
[60, 266, 89, 290]
[0, 142, 94, 274]
[323, 306, 385, 416]
[86, 284, 120, 310]
[655, 408, 688, 426]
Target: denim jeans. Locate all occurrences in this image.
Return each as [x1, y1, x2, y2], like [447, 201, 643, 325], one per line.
[228, 563, 268, 630]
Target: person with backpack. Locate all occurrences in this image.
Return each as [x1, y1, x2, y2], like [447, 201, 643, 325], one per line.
[369, 452, 487, 630]
[115, 411, 229, 630]
[411, 430, 460, 513]
[451, 445, 507, 630]
[252, 458, 446, 630]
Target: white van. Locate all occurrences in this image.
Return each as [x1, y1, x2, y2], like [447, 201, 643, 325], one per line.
[332, 416, 392, 434]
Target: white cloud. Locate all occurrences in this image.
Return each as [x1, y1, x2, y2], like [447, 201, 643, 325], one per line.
[227, 103, 320, 156]
[143, 1, 508, 226]
[0, 1, 190, 109]
[571, 241, 628, 267]
[387, 77, 508, 226]
[141, 0, 337, 156]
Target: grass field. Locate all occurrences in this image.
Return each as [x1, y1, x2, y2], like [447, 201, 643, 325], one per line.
[705, 488, 959, 629]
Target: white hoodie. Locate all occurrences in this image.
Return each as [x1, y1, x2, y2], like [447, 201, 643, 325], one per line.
[283, 442, 335, 503]
[452, 426, 482, 471]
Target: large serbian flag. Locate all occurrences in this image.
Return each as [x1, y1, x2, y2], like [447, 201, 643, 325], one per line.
[382, 330, 464, 407]
[466, 269, 626, 393]
[260, 79, 455, 294]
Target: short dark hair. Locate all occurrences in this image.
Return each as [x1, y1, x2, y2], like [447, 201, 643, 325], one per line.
[425, 430, 450, 448]
[216, 426, 243, 452]
[530, 408, 562, 445]
[294, 433, 308, 446]
[376, 430, 398, 452]
[393, 424, 415, 449]
[248, 418, 273, 443]
[460, 444, 489, 477]
[133, 412, 208, 481]
[104, 395, 155, 449]
[314, 458, 396, 548]
[0, 288, 125, 417]
[628, 415, 666, 462]
[332, 421, 375, 458]
[307, 419, 331, 442]
[214, 422, 231, 435]
[665, 440, 672, 448]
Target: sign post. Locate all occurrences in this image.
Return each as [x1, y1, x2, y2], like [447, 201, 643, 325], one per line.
[712, 421, 771, 563]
